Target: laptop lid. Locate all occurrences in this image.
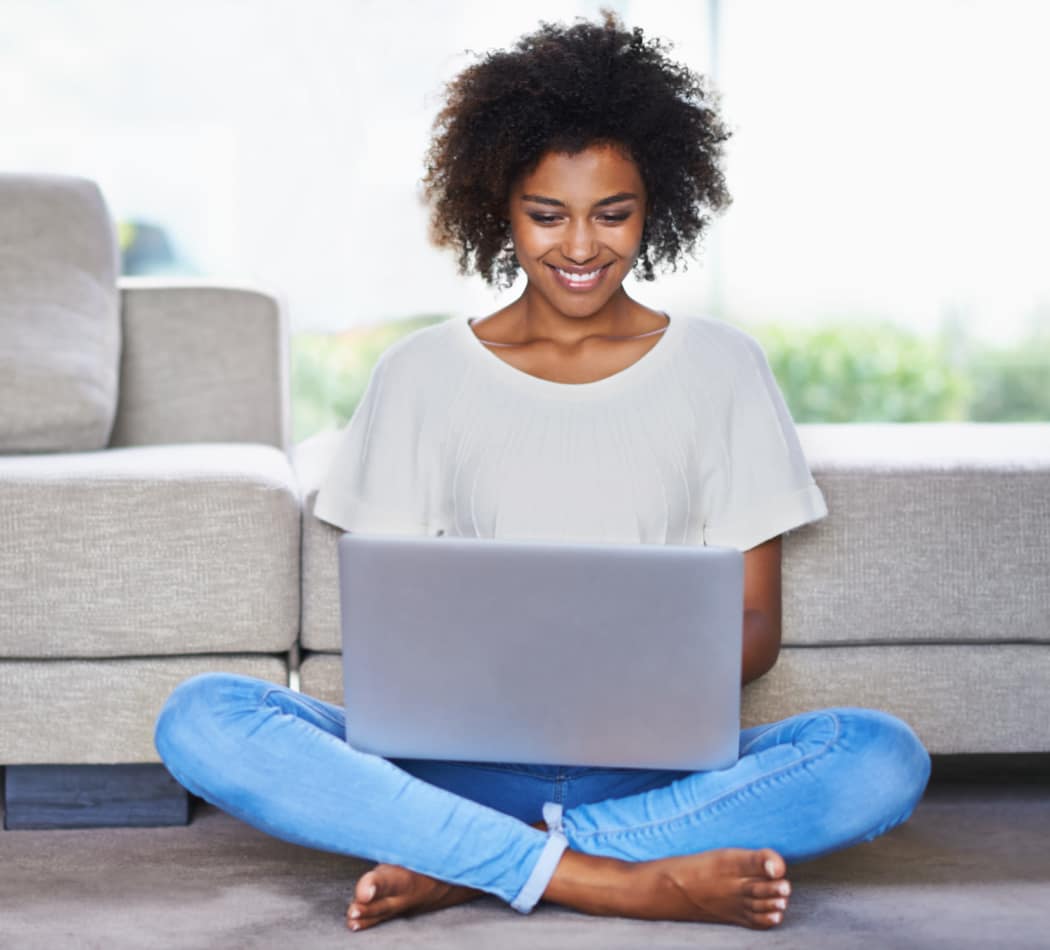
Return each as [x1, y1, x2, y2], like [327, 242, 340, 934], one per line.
[337, 532, 743, 771]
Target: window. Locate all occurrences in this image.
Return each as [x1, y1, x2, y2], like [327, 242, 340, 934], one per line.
[4, 0, 1046, 429]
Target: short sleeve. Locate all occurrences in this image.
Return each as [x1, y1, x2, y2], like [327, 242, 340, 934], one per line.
[703, 333, 827, 551]
[313, 352, 429, 535]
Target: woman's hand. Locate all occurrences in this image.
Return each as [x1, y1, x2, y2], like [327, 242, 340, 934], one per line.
[740, 536, 783, 685]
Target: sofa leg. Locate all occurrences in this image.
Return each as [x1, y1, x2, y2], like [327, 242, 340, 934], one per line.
[3, 764, 191, 830]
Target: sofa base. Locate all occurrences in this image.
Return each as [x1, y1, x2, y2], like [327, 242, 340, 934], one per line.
[0, 654, 289, 764]
[4, 764, 189, 830]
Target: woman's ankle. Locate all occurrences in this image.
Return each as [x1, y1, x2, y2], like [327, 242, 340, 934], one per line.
[540, 849, 635, 915]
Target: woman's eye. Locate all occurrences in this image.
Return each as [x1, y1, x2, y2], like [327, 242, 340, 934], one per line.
[526, 211, 631, 225]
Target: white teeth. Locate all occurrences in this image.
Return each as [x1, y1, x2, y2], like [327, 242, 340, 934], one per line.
[557, 266, 603, 282]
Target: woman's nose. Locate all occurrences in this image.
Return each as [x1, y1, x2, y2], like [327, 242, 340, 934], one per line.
[562, 219, 599, 263]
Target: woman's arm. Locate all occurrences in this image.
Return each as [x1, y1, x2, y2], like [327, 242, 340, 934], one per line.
[740, 535, 783, 686]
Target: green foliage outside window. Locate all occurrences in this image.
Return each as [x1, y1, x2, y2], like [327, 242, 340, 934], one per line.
[756, 319, 1050, 424]
[291, 315, 447, 440]
[965, 331, 1050, 422]
[290, 315, 1049, 442]
[753, 321, 970, 423]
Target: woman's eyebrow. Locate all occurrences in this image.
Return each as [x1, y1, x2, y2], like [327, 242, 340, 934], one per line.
[519, 192, 639, 207]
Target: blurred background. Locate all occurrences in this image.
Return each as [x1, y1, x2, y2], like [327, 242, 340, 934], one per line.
[3, 0, 1047, 439]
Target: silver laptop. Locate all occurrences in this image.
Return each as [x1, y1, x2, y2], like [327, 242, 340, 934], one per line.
[337, 532, 743, 771]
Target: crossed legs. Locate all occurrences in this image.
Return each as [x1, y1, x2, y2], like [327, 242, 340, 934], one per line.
[155, 673, 931, 931]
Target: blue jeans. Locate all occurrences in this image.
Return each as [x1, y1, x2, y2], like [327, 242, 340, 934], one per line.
[154, 672, 931, 914]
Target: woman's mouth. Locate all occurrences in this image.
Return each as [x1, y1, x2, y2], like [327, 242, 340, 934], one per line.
[547, 262, 613, 292]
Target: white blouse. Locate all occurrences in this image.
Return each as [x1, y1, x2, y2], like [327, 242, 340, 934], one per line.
[313, 313, 827, 550]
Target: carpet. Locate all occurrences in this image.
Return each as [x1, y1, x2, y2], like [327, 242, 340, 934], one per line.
[1, 761, 1047, 949]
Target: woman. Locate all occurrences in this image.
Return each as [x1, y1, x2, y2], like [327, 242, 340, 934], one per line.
[155, 13, 931, 933]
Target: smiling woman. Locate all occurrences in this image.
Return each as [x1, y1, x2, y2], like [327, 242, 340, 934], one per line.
[154, 9, 932, 939]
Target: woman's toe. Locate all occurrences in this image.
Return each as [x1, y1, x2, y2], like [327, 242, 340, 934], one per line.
[354, 872, 380, 905]
[351, 893, 404, 921]
[348, 914, 382, 932]
[756, 848, 786, 879]
[746, 877, 791, 900]
[748, 896, 788, 915]
[748, 908, 784, 929]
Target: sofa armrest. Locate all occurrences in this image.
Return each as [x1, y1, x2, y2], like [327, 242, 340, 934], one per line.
[108, 279, 291, 452]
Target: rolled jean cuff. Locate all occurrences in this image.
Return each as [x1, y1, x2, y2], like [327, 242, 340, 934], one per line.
[509, 801, 570, 914]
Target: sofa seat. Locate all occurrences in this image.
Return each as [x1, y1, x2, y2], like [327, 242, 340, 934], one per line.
[0, 442, 300, 658]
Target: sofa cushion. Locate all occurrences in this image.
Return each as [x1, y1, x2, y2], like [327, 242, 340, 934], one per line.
[786, 423, 1050, 645]
[109, 282, 291, 452]
[0, 174, 121, 453]
[0, 443, 299, 657]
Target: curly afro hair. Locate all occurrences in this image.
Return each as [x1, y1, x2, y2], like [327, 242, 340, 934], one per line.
[422, 10, 732, 288]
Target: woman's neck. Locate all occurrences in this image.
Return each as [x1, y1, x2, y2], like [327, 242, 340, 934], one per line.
[482, 287, 666, 348]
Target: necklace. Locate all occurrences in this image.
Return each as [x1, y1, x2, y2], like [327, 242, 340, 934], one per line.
[470, 317, 669, 348]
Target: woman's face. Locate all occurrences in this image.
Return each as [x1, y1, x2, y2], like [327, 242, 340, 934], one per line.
[507, 142, 647, 319]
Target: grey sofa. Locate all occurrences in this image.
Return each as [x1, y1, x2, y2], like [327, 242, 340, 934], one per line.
[3, 172, 1048, 829]
[295, 421, 1050, 755]
[0, 174, 298, 780]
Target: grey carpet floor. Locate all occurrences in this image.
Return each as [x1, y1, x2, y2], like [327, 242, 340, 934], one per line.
[1, 770, 1048, 950]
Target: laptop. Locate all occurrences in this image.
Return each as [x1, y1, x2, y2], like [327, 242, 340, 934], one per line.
[337, 531, 743, 771]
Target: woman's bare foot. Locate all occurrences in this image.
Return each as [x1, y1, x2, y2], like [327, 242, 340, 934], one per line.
[346, 825, 790, 932]
[544, 846, 791, 929]
[347, 864, 484, 931]
[346, 819, 548, 931]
